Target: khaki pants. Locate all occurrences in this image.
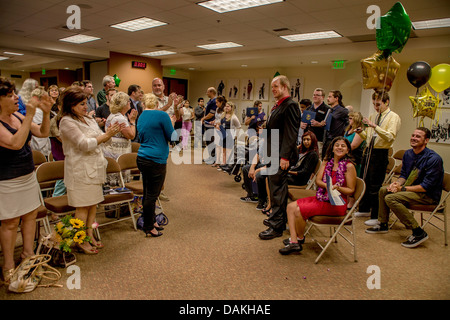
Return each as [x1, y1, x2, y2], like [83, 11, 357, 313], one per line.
[378, 186, 436, 229]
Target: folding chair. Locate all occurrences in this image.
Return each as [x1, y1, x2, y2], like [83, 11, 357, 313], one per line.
[131, 142, 140, 153]
[35, 161, 75, 218]
[383, 157, 396, 185]
[409, 172, 450, 246]
[304, 177, 366, 264]
[288, 160, 321, 201]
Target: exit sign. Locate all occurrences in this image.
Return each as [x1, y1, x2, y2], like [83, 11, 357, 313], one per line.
[132, 61, 147, 69]
[332, 60, 345, 69]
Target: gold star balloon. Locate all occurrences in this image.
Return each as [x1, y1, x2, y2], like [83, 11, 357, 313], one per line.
[361, 50, 401, 92]
[409, 87, 440, 119]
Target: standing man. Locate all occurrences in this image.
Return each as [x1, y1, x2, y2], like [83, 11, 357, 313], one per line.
[201, 87, 217, 164]
[300, 88, 329, 157]
[95, 88, 116, 131]
[259, 75, 301, 240]
[82, 80, 98, 115]
[366, 127, 444, 248]
[322, 90, 349, 158]
[97, 75, 116, 106]
[127, 84, 143, 142]
[355, 91, 401, 225]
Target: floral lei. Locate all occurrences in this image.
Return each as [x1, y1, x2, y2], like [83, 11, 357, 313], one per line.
[316, 158, 348, 202]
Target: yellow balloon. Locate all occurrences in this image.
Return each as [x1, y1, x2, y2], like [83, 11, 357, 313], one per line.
[428, 63, 450, 93]
[409, 87, 440, 119]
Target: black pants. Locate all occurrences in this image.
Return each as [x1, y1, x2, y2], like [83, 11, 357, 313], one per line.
[267, 166, 289, 231]
[242, 163, 267, 204]
[137, 156, 167, 231]
[359, 148, 389, 219]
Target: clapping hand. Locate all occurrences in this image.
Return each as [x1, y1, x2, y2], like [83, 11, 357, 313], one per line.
[26, 96, 39, 117]
[106, 122, 125, 137]
[38, 94, 53, 114]
[128, 109, 138, 122]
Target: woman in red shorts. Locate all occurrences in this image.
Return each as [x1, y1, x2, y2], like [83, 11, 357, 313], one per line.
[279, 136, 357, 255]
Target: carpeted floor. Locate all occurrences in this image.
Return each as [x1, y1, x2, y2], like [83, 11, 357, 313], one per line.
[1, 149, 449, 300]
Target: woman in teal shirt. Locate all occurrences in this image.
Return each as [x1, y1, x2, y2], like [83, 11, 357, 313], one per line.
[137, 93, 177, 237]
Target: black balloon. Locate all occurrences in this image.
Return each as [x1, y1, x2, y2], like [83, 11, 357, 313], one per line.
[407, 61, 432, 88]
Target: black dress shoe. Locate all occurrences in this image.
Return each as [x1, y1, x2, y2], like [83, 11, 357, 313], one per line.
[263, 219, 270, 227]
[259, 227, 282, 240]
[279, 242, 302, 255]
[154, 225, 164, 231]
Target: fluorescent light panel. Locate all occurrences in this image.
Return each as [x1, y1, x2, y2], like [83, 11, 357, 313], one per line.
[141, 50, 176, 57]
[198, 0, 283, 13]
[4, 51, 23, 56]
[0, 56, 9, 61]
[197, 42, 243, 50]
[111, 17, 167, 32]
[280, 31, 342, 42]
[59, 34, 101, 44]
[412, 18, 450, 30]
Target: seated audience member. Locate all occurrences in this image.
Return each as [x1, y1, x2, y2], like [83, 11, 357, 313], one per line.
[279, 137, 356, 255]
[344, 111, 366, 176]
[287, 131, 319, 186]
[366, 127, 444, 248]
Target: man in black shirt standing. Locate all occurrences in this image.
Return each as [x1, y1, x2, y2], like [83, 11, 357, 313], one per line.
[322, 90, 349, 158]
[300, 88, 329, 157]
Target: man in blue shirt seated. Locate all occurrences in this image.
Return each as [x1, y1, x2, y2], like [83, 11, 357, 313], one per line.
[366, 127, 444, 248]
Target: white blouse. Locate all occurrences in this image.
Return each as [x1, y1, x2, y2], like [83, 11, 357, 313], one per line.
[59, 115, 108, 188]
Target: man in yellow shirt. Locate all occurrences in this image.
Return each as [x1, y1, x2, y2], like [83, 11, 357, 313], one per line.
[355, 91, 401, 226]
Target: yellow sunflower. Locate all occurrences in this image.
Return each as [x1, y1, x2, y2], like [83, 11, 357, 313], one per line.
[70, 218, 84, 229]
[73, 230, 87, 244]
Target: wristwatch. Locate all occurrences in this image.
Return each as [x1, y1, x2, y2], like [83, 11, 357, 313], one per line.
[401, 186, 406, 191]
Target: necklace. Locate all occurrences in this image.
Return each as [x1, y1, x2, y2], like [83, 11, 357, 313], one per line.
[316, 158, 348, 202]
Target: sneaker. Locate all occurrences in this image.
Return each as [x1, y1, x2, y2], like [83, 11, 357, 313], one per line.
[355, 211, 371, 217]
[240, 196, 258, 203]
[256, 202, 265, 210]
[279, 242, 303, 255]
[283, 237, 305, 245]
[365, 224, 388, 234]
[364, 219, 380, 226]
[401, 231, 428, 248]
[159, 192, 170, 202]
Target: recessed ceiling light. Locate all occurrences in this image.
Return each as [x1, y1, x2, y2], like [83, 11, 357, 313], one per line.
[311, 61, 319, 64]
[188, 67, 196, 70]
[111, 17, 167, 32]
[4, 51, 24, 56]
[0, 56, 9, 61]
[197, 42, 243, 50]
[412, 18, 450, 30]
[241, 64, 248, 67]
[280, 31, 342, 42]
[198, 0, 284, 13]
[59, 34, 101, 44]
[141, 50, 176, 57]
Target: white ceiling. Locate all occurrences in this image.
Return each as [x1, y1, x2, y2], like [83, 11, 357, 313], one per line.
[0, 0, 449, 72]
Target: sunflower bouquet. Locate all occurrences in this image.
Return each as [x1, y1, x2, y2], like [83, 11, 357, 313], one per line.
[53, 215, 91, 252]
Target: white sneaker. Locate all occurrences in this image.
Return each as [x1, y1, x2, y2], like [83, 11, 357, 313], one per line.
[354, 211, 370, 217]
[364, 219, 380, 226]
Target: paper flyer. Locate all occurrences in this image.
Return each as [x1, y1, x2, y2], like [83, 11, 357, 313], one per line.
[326, 174, 345, 206]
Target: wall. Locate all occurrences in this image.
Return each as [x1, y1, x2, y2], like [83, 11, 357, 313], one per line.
[187, 60, 449, 171]
[0, 70, 31, 90]
[108, 51, 163, 94]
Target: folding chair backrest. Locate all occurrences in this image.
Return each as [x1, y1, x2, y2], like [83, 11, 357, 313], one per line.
[306, 159, 322, 189]
[131, 142, 140, 153]
[32, 150, 47, 167]
[36, 160, 65, 183]
[443, 172, 450, 193]
[393, 149, 405, 160]
[117, 152, 138, 171]
[105, 156, 121, 174]
[352, 178, 366, 208]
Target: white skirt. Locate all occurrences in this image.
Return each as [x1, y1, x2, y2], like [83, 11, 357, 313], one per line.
[67, 182, 104, 207]
[0, 172, 41, 220]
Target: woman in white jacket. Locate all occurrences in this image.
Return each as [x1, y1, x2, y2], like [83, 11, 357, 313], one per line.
[58, 86, 122, 254]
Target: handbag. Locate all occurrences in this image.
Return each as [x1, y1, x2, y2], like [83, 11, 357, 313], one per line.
[137, 212, 168, 230]
[39, 234, 77, 268]
[8, 254, 62, 293]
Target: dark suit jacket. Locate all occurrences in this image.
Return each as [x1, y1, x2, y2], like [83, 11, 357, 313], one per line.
[266, 96, 301, 166]
[127, 98, 143, 142]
